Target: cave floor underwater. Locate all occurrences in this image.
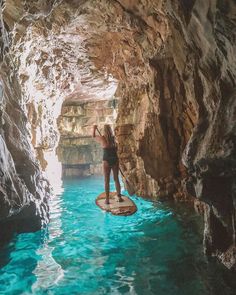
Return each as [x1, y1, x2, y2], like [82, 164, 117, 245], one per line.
[0, 176, 235, 295]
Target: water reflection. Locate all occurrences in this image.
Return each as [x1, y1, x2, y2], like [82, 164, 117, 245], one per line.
[0, 177, 235, 295]
[32, 192, 65, 291]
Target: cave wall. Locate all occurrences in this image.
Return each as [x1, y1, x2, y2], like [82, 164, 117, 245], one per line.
[180, 0, 236, 269]
[106, 0, 236, 269]
[0, 0, 71, 233]
[57, 98, 118, 177]
[0, 46, 49, 233]
[0, 0, 235, 269]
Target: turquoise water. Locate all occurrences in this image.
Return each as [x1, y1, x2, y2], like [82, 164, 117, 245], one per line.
[0, 176, 235, 295]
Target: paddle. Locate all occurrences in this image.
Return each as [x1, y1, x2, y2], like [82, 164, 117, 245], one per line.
[95, 127, 135, 196]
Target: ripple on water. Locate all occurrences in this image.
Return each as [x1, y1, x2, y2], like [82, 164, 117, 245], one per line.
[0, 176, 235, 295]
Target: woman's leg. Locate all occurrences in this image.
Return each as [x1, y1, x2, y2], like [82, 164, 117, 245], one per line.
[112, 162, 123, 202]
[103, 161, 111, 204]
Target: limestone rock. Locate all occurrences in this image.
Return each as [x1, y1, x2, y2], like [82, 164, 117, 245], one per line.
[57, 98, 118, 176]
[0, 0, 236, 270]
[0, 60, 49, 234]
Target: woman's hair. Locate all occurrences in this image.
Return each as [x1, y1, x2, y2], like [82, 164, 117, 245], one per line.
[103, 124, 115, 147]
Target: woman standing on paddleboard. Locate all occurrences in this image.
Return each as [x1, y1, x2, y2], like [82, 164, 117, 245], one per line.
[92, 124, 123, 205]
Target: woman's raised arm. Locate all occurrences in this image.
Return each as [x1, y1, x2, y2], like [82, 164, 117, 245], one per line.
[92, 125, 104, 145]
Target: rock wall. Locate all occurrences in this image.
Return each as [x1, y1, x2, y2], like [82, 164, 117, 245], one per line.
[0, 0, 235, 269]
[180, 0, 236, 270]
[57, 98, 118, 177]
[96, 0, 236, 269]
[0, 51, 49, 234]
[0, 0, 65, 234]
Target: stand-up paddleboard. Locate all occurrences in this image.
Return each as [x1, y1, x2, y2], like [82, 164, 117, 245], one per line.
[96, 192, 137, 216]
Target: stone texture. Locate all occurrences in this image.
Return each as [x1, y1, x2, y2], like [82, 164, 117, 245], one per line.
[0, 61, 49, 233]
[57, 98, 118, 176]
[178, 0, 236, 270]
[0, 0, 236, 269]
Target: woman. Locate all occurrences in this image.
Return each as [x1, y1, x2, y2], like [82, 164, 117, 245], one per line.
[93, 124, 123, 204]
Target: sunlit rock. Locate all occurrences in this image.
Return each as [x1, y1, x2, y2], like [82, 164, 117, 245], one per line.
[57, 98, 118, 176]
[0, 0, 235, 269]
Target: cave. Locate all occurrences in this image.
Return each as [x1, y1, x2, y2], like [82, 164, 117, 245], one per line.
[0, 0, 236, 293]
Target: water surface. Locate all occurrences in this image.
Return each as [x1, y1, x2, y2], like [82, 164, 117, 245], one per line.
[0, 177, 235, 295]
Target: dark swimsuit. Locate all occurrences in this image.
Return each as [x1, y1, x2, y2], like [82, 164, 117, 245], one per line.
[103, 146, 118, 167]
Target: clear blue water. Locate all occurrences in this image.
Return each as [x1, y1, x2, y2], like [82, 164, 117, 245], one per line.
[0, 176, 235, 295]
